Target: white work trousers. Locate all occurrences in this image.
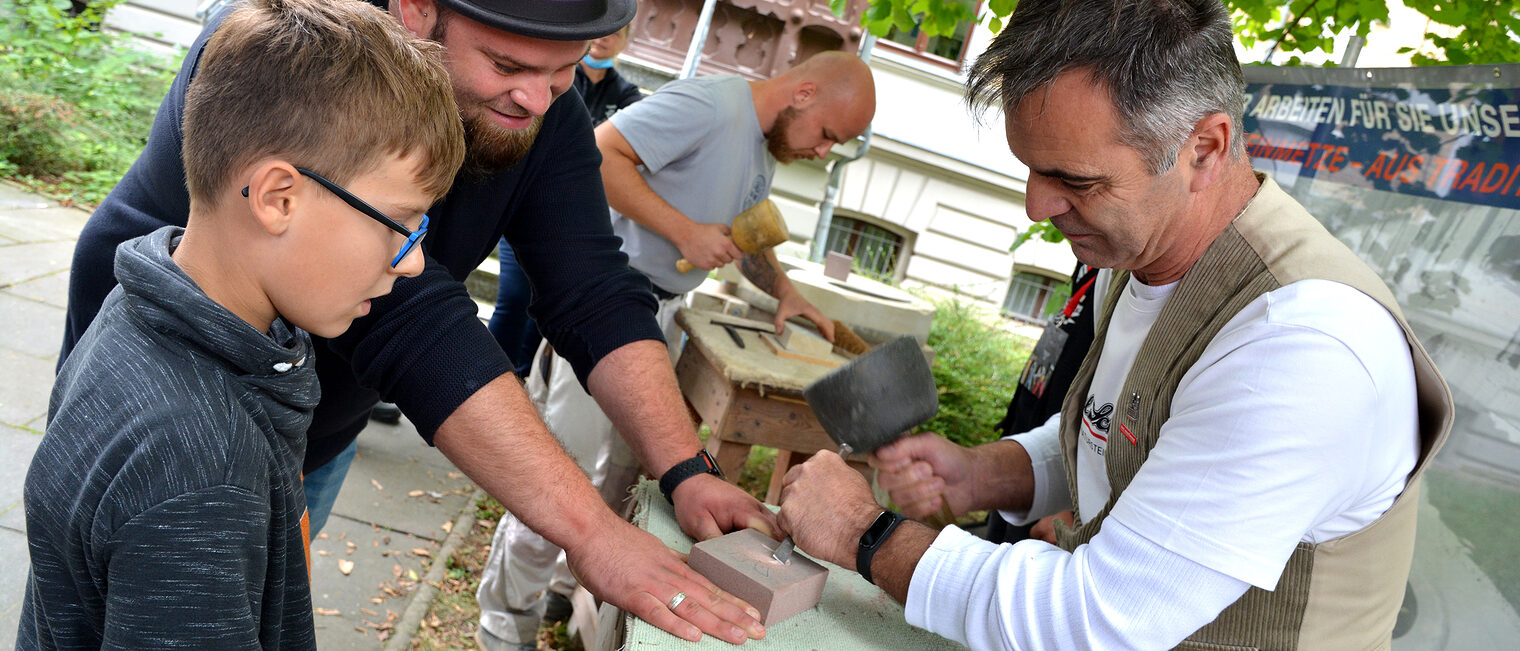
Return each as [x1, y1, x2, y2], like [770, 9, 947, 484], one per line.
[476, 295, 684, 644]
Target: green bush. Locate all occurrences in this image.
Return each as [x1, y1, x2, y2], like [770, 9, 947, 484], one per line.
[920, 293, 1034, 448]
[0, 0, 177, 205]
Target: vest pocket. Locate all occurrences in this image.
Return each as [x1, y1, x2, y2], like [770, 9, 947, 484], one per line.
[1174, 642, 1258, 651]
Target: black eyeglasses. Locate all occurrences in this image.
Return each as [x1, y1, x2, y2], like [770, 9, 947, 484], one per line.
[241, 168, 429, 268]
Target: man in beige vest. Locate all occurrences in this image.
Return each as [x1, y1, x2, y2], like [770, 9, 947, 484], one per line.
[774, 0, 1453, 648]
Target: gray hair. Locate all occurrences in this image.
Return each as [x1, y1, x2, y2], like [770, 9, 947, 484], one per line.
[966, 0, 1246, 175]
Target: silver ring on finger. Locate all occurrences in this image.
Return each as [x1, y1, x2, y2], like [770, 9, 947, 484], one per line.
[667, 591, 688, 611]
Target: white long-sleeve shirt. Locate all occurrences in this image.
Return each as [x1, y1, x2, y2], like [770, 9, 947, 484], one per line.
[904, 278, 1420, 649]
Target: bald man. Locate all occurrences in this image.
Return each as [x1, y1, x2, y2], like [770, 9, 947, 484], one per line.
[475, 52, 876, 649]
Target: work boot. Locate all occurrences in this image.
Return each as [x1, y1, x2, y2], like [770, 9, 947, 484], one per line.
[370, 401, 402, 424]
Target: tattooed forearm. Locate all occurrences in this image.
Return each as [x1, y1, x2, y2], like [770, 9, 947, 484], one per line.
[741, 253, 779, 294]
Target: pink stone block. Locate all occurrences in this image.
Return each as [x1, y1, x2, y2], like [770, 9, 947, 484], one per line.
[688, 529, 828, 626]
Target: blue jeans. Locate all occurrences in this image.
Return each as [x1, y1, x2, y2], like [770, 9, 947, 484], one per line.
[488, 238, 542, 376]
[302, 439, 358, 536]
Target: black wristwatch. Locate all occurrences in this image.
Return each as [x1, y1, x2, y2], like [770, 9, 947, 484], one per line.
[659, 449, 725, 503]
[857, 510, 906, 585]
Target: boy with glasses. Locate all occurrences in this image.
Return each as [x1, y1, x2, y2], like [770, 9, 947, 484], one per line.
[17, 0, 463, 647]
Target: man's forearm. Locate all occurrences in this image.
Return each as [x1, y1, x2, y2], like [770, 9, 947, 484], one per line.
[739, 249, 796, 300]
[872, 522, 938, 604]
[586, 339, 701, 476]
[434, 373, 625, 551]
[971, 438, 1039, 514]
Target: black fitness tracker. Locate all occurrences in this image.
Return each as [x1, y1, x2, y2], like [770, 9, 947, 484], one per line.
[659, 449, 725, 503]
[857, 509, 906, 585]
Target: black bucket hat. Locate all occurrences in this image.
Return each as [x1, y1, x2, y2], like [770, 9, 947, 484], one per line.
[434, 0, 637, 41]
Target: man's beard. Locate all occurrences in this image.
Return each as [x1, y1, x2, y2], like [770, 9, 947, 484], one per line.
[766, 105, 803, 164]
[461, 109, 543, 177]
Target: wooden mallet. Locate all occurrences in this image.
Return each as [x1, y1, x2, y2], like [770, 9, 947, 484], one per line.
[675, 199, 789, 273]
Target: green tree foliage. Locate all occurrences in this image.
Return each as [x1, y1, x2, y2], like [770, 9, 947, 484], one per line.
[920, 293, 1033, 447]
[0, 0, 176, 205]
[844, 0, 1520, 66]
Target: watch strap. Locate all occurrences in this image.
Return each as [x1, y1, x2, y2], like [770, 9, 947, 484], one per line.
[659, 449, 725, 503]
[857, 510, 905, 585]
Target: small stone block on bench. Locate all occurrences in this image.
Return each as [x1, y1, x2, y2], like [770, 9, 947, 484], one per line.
[687, 528, 828, 626]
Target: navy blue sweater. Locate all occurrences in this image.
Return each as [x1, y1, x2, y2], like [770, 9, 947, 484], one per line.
[60, 9, 663, 472]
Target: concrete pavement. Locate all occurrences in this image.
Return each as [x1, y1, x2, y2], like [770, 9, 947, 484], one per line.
[0, 181, 474, 649]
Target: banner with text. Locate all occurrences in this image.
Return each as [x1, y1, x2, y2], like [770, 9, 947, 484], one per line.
[1244, 77, 1520, 210]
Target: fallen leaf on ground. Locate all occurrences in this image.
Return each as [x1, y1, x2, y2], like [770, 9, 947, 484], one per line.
[314, 608, 340, 616]
[408, 490, 424, 497]
[316, 550, 330, 556]
[441, 521, 453, 533]
[370, 479, 384, 491]
[338, 559, 354, 575]
[360, 608, 378, 616]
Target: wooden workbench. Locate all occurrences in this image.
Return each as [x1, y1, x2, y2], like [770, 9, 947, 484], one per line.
[673, 307, 867, 504]
[596, 479, 963, 650]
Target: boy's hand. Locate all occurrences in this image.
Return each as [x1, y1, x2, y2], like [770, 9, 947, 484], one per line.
[566, 519, 766, 644]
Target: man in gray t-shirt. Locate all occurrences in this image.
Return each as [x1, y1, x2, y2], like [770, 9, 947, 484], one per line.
[475, 52, 875, 648]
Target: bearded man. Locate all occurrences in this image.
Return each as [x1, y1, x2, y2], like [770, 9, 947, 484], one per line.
[474, 50, 875, 648]
[57, 0, 785, 644]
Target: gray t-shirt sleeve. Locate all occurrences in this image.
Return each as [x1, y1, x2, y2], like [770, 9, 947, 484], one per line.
[102, 485, 273, 650]
[609, 82, 721, 174]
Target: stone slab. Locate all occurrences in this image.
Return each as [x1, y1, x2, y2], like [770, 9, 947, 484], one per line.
[4, 270, 70, 310]
[0, 240, 76, 290]
[689, 528, 827, 626]
[0, 208, 90, 244]
[0, 425, 43, 535]
[309, 511, 438, 650]
[0, 528, 29, 650]
[0, 292, 66, 361]
[329, 418, 473, 541]
[0, 351, 54, 429]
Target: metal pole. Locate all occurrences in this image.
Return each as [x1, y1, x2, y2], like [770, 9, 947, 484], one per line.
[680, 0, 721, 79]
[1341, 34, 1364, 68]
[810, 34, 877, 262]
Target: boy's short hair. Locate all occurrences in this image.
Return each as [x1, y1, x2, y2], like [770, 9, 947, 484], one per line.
[183, 0, 465, 208]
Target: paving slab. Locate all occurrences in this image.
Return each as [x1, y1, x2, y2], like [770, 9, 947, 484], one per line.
[4, 269, 70, 310]
[0, 240, 76, 289]
[0, 527, 30, 650]
[0, 292, 66, 362]
[0, 208, 90, 244]
[310, 513, 440, 650]
[330, 419, 474, 541]
[0, 425, 43, 534]
[0, 351, 53, 430]
[0, 183, 55, 208]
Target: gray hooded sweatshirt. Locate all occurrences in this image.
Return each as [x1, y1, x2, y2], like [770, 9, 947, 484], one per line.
[19, 226, 318, 650]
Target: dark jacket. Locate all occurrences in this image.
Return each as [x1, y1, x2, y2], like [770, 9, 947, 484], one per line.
[59, 6, 663, 472]
[22, 227, 318, 650]
[573, 64, 643, 126]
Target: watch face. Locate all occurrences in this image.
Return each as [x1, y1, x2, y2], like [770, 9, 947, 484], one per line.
[862, 511, 897, 546]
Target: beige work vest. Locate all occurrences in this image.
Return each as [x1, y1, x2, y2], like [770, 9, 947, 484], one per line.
[1053, 174, 1454, 650]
